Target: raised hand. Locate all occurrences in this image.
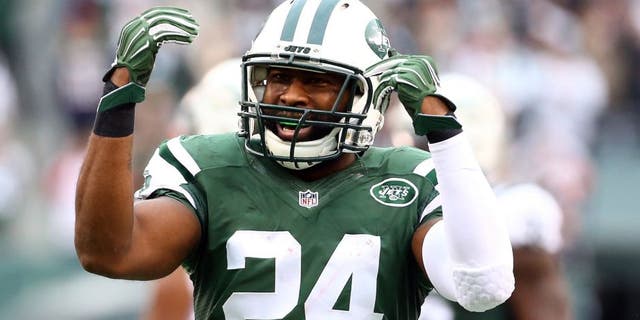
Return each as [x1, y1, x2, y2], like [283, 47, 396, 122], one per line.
[100, 7, 199, 111]
[372, 55, 439, 116]
[367, 55, 461, 135]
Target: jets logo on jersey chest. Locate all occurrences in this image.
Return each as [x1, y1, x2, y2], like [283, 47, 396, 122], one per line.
[369, 178, 418, 207]
[299, 190, 319, 208]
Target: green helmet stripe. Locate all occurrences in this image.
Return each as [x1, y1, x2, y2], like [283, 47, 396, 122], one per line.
[307, 0, 341, 45]
[281, 0, 308, 41]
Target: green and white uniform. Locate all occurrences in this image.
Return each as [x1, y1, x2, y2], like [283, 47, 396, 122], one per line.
[136, 133, 443, 320]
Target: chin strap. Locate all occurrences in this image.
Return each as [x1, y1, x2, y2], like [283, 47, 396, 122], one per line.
[263, 128, 341, 170]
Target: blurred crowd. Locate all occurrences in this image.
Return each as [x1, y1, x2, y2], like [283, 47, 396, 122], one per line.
[0, 0, 639, 319]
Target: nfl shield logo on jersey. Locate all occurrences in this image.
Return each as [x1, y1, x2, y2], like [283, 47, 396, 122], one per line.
[298, 190, 319, 208]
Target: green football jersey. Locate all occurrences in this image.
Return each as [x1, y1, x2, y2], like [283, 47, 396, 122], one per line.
[136, 133, 444, 320]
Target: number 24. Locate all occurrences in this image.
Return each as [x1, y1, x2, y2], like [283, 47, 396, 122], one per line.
[223, 231, 384, 320]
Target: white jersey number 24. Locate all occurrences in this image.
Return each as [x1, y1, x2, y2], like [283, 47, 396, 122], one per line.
[223, 230, 384, 320]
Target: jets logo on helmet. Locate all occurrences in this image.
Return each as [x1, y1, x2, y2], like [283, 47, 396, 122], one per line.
[239, 0, 395, 170]
[366, 19, 390, 58]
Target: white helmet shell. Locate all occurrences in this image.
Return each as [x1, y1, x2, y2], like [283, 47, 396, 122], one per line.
[249, 0, 390, 74]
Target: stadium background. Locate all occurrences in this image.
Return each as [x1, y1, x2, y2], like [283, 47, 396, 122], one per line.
[0, 0, 638, 319]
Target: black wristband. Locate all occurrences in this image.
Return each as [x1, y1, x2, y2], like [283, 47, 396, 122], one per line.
[92, 81, 136, 137]
[425, 111, 462, 143]
[426, 128, 463, 143]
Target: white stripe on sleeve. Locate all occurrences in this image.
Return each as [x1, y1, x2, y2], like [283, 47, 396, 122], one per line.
[167, 137, 201, 176]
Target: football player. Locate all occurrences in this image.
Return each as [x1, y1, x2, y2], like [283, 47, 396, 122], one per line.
[420, 74, 572, 320]
[74, 2, 514, 319]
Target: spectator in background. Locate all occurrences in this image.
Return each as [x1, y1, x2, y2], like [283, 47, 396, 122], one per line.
[44, 0, 192, 252]
[43, 0, 106, 251]
[56, 0, 106, 131]
[0, 51, 33, 237]
[407, 0, 606, 256]
[506, 0, 605, 251]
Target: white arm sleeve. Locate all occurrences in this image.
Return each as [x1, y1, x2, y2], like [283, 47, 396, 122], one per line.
[422, 133, 514, 312]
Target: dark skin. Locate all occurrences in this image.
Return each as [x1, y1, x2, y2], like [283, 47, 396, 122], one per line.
[75, 67, 447, 281]
[509, 247, 572, 320]
[261, 67, 357, 181]
[143, 267, 194, 320]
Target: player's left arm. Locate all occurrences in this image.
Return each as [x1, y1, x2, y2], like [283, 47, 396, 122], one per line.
[411, 96, 514, 313]
[369, 55, 514, 312]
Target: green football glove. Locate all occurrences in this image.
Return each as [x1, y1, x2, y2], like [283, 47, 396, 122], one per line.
[367, 54, 461, 135]
[99, 7, 199, 112]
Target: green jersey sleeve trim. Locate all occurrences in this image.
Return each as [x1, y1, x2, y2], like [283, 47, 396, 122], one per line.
[146, 189, 195, 213]
[159, 142, 195, 184]
[166, 136, 202, 177]
[420, 196, 442, 222]
[412, 158, 442, 222]
[412, 157, 438, 186]
[134, 148, 197, 209]
[157, 138, 210, 232]
[412, 157, 434, 177]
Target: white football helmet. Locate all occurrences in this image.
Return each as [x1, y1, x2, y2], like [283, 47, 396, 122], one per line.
[437, 73, 508, 180]
[239, 0, 394, 170]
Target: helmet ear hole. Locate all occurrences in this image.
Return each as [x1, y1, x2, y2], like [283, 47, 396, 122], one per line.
[250, 65, 268, 101]
[251, 66, 268, 84]
[355, 80, 364, 96]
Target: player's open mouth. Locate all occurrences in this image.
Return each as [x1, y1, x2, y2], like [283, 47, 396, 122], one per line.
[276, 120, 314, 141]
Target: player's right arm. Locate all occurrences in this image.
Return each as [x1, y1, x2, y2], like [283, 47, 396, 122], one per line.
[75, 127, 200, 280]
[74, 7, 201, 281]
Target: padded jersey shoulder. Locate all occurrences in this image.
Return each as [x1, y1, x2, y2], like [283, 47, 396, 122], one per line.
[175, 133, 250, 171]
[361, 146, 436, 183]
[136, 133, 248, 205]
